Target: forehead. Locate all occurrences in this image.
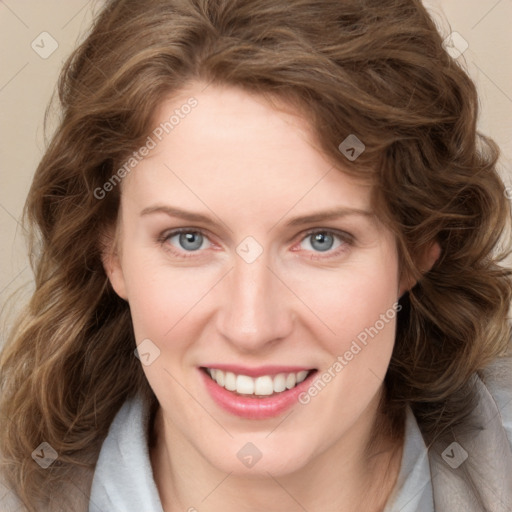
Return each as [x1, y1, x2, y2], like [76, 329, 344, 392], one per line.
[121, 82, 373, 221]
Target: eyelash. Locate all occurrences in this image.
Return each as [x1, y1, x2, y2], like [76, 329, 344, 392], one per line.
[295, 228, 353, 260]
[157, 227, 354, 260]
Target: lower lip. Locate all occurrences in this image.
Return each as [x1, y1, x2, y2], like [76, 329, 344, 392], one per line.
[200, 369, 316, 420]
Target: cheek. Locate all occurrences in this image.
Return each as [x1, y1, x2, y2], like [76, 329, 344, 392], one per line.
[294, 263, 400, 428]
[122, 252, 217, 344]
[289, 255, 400, 358]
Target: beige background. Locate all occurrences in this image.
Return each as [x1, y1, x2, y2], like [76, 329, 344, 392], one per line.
[1, 1, 511, 341]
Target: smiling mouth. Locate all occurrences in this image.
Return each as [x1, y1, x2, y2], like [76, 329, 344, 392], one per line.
[201, 367, 317, 398]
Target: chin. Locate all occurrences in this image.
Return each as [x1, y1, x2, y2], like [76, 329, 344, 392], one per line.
[202, 434, 316, 478]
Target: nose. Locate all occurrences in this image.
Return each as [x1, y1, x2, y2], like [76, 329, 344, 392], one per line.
[216, 251, 294, 353]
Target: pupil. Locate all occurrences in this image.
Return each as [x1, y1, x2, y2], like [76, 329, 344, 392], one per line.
[180, 232, 202, 250]
[312, 232, 333, 252]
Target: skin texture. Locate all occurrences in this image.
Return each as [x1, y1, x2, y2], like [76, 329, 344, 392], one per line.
[104, 82, 438, 511]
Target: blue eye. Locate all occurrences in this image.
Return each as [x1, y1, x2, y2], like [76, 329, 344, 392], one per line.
[159, 227, 352, 260]
[299, 230, 346, 255]
[167, 230, 210, 251]
[309, 232, 335, 251]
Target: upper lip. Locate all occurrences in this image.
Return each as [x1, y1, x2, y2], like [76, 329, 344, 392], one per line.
[200, 364, 316, 378]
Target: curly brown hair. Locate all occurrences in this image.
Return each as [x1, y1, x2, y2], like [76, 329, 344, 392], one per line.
[1, 0, 511, 510]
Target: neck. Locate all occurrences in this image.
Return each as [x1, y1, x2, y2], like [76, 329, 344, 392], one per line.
[150, 394, 404, 512]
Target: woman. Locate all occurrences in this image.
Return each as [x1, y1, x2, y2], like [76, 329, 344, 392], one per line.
[1, 0, 511, 511]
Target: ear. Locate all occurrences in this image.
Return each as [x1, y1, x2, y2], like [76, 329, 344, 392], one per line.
[100, 227, 128, 300]
[398, 241, 441, 297]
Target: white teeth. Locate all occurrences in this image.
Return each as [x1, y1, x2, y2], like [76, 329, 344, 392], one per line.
[236, 375, 254, 395]
[273, 373, 287, 392]
[296, 370, 309, 383]
[224, 371, 237, 391]
[254, 376, 274, 396]
[285, 373, 296, 389]
[207, 368, 312, 396]
[216, 370, 225, 387]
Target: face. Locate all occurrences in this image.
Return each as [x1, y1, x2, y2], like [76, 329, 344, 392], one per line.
[105, 82, 404, 477]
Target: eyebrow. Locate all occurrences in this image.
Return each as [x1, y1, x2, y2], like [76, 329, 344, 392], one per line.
[140, 204, 373, 228]
[284, 206, 373, 226]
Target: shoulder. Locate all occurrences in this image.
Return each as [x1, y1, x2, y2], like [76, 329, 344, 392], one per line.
[89, 393, 164, 512]
[478, 353, 512, 447]
[0, 478, 26, 512]
[92, 394, 148, 479]
[424, 354, 512, 511]
[0, 397, 145, 512]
